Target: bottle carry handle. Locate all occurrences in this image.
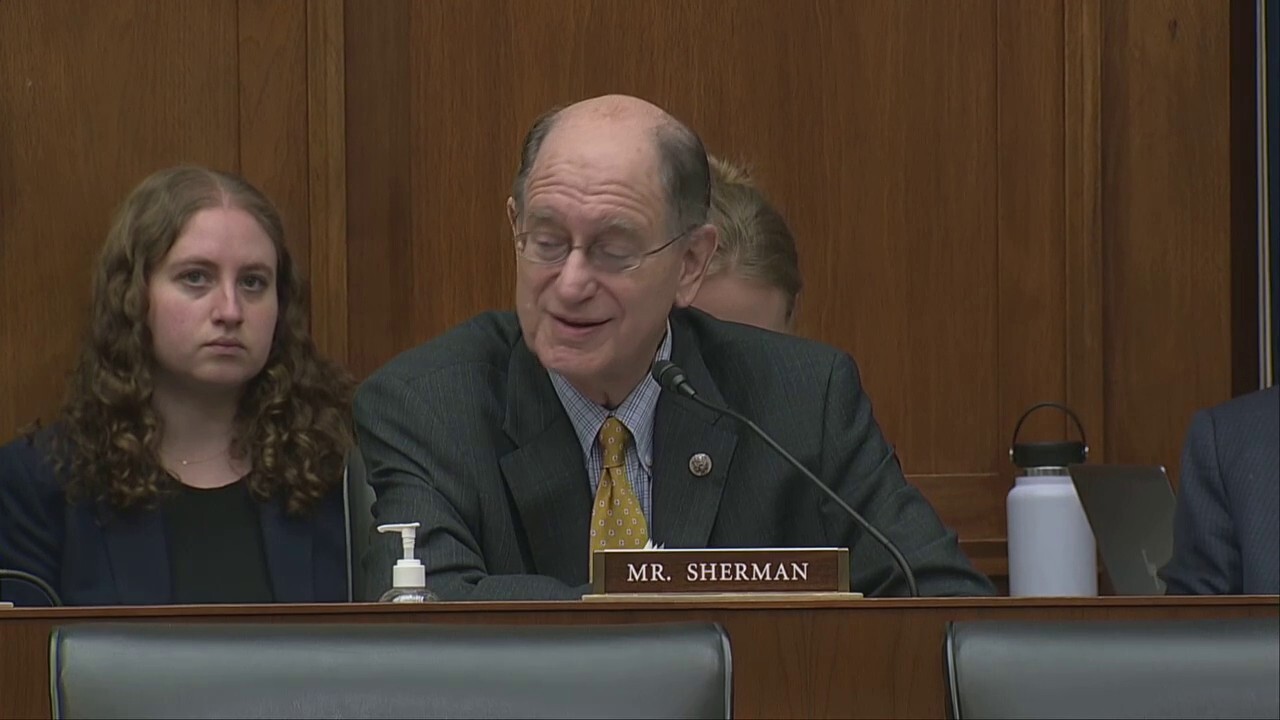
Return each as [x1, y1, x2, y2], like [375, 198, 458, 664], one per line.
[1009, 402, 1089, 467]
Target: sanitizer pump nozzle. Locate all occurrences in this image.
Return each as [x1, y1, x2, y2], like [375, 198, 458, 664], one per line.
[375, 522, 437, 603]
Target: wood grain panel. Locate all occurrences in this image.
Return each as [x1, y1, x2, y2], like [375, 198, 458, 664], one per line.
[1101, 0, 1234, 487]
[1, 598, 1273, 719]
[306, 0, 348, 365]
[0, 0, 241, 438]
[799, 0, 999, 474]
[1065, 0, 1108, 462]
[409, 0, 521, 343]
[238, 0, 310, 276]
[996, 0, 1069, 491]
[1230, 0, 1261, 395]
[908, 473, 1008, 541]
[344, 0, 413, 378]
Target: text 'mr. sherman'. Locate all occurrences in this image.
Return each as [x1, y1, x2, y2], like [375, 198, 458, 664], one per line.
[591, 547, 850, 595]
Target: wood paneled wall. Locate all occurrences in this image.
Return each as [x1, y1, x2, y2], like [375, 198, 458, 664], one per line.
[0, 0, 325, 436]
[0, 1, 1258, 564]
[1101, 0, 1234, 476]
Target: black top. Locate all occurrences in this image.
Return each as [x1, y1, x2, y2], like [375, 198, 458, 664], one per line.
[164, 479, 274, 603]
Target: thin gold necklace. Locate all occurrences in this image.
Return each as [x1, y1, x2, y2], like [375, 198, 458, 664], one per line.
[177, 448, 230, 467]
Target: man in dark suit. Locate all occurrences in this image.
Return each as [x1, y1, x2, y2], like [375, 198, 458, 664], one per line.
[355, 94, 993, 600]
[1161, 385, 1279, 595]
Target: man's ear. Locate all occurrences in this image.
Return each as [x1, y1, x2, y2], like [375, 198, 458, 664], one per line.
[674, 223, 719, 308]
[785, 292, 801, 333]
[506, 197, 519, 234]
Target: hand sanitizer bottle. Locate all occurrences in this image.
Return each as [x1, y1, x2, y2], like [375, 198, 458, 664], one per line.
[376, 522, 438, 603]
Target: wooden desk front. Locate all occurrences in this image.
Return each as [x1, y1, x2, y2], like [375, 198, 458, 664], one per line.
[2, 596, 1275, 719]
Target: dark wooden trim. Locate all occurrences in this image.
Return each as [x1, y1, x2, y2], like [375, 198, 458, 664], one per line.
[1231, 0, 1262, 395]
[307, 0, 348, 365]
[1063, 0, 1106, 462]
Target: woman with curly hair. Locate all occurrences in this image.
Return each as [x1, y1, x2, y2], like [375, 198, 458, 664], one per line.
[0, 165, 355, 606]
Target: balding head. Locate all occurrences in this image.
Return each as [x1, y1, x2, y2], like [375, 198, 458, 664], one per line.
[562, 94, 670, 126]
[504, 94, 719, 408]
[510, 94, 711, 234]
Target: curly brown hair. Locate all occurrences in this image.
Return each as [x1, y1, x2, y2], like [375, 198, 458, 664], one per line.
[48, 165, 354, 516]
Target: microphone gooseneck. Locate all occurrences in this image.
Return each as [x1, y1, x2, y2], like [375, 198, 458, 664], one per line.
[0, 569, 64, 606]
[651, 360, 919, 597]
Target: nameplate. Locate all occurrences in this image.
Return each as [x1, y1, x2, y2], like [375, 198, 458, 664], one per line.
[590, 547, 849, 595]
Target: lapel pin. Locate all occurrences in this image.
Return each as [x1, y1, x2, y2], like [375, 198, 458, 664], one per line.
[688, 453, 713, 477]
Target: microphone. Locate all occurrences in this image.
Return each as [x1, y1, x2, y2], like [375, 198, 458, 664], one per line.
[0, 569, 64, 606]
[652, 360, 919, 597]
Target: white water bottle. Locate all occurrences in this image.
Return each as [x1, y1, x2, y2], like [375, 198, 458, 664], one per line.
[1007, 403, 1097, 597]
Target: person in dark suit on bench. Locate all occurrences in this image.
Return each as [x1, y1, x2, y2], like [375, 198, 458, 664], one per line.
[355, 94, 993, 601]
[1161, 385, 1279, 594]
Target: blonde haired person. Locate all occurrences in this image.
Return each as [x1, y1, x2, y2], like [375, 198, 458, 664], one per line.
[0, 166, 354, 606]
[692, 156, 802, 333]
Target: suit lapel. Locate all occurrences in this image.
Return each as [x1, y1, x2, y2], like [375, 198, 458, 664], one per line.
[100, 506, 171, 604]
[651, 317, 738, 548]
[259, 498, 314, 602]
[499, 341, 593, 585]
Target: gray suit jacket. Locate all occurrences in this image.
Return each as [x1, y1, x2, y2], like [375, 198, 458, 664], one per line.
[354, 309, 994, 600]
[1161, 385, 1279, 595]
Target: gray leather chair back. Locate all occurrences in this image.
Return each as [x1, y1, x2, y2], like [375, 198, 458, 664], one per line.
[50, 621, 732, 719]
[343, 447, 376, 601]
[945, 617, 1280, 719]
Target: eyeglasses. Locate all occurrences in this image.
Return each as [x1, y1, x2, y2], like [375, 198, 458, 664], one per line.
[513, 226, 696, 274]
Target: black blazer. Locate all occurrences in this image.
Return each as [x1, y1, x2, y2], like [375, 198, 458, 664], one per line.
[355, 308, 995, 600]
[1161, 385, 1279, 595]
[0, 432, 348, 606]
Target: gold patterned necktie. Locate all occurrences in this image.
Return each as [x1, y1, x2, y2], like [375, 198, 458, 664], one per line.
[590, 417, 650, 553]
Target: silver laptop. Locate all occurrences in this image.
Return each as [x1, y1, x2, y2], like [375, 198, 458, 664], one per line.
[1068, 464, 1177, 595]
